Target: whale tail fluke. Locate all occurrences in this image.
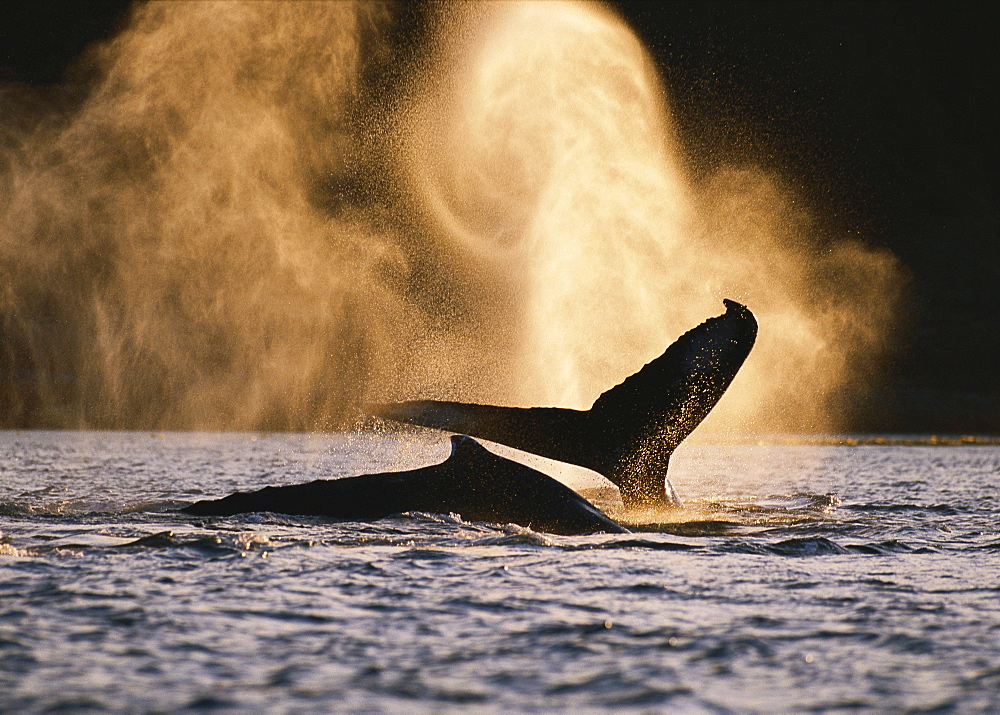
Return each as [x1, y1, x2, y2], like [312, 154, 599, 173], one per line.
[370, 300, 757, 510]
[369, 401, 592, 470]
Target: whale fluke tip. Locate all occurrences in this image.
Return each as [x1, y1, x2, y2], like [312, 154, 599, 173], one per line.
[722, 298, 752, 319]
[448, 434, 481, 455]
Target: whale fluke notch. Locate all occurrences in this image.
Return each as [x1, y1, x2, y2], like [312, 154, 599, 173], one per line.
[183, 435, 627, 536]
[370, 300, 757, 510]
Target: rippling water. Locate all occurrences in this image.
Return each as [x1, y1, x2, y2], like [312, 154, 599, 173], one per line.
[2, 430, 999, 711]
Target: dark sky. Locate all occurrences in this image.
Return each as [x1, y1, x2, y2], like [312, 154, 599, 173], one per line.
[611, 1, 1000, 429]
[1, 0, 997, 430]
[0, 1, 131, 81]
[619, 1, 998, 238]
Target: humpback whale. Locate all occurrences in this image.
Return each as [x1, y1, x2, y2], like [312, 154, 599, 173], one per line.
[371, 300, 757, 510]
[183, 435, 627, 535]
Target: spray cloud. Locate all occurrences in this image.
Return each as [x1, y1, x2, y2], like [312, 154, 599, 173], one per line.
[0, 1, 900, 433]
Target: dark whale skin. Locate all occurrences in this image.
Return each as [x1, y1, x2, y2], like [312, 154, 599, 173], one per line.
[183, 435, 627, 536]
[372, 300, 757, 510]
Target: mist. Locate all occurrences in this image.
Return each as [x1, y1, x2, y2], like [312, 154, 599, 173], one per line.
[0, 1, 902, 433]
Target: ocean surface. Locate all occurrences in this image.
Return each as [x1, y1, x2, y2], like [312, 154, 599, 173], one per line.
[1, 429, 999, 712]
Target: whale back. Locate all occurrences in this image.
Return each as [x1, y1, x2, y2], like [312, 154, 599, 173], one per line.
[436, 436, 626, 534]
[183, 435, 626, 535]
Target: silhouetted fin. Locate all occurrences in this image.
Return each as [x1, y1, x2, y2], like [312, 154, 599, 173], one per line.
[370, 402, 591, 469]
[183, 435, 627, 536]
[370, 300, 757, 510]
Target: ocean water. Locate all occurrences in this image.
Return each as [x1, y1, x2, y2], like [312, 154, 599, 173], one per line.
[1, 429, 999, 712]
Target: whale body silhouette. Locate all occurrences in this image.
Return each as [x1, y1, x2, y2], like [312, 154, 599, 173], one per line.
[371, 300, 757, 510]
[183, 435, 627, 535]
[185, 301, 756, 532]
